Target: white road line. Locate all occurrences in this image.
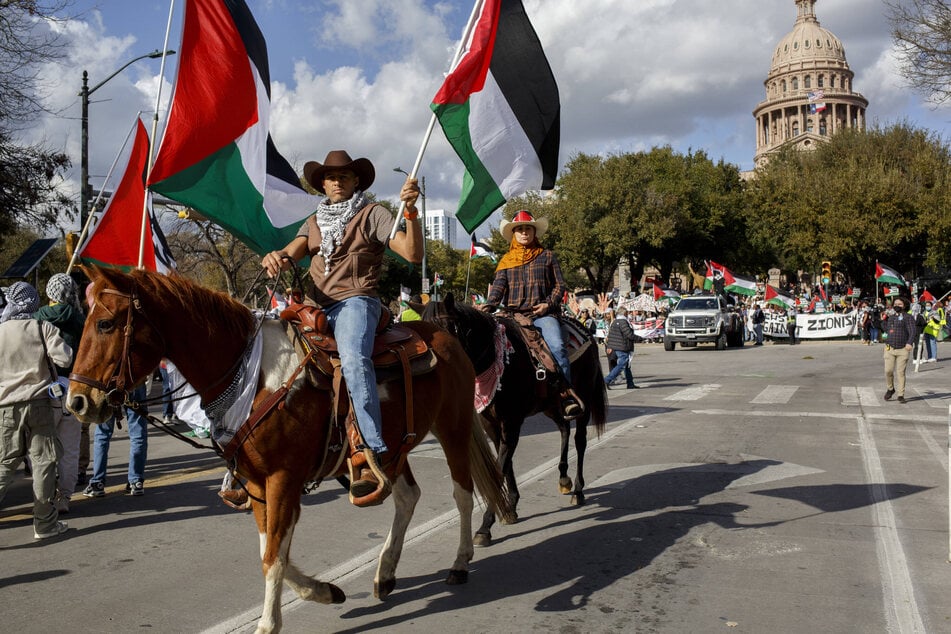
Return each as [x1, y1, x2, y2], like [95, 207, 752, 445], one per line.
[664, 383, 721, 401]
[751, 385, 798, 404]
[692, 409, 947, 424]
[841, 386, 880, 407]
[913, 386, 951, 409]
[855, 413, 926, 633]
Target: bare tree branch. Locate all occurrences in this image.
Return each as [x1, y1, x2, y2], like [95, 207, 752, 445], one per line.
[886, 0, 951, 104]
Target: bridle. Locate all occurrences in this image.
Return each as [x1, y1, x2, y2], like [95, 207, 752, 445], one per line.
[69, 286, 164, 410]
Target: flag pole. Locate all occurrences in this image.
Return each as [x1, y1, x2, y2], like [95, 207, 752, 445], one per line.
[67, 115, 142, 274]
[388, 0, 485, 241]
[464, 235, 474, 301]
[138, 0, 177, 268]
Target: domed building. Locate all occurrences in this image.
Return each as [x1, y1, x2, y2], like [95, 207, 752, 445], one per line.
[753, 0, 868, 167]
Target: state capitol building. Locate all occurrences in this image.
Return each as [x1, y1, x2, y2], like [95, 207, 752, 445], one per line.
[752, 0, 868, 167]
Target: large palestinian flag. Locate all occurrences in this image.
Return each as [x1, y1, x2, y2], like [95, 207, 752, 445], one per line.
[78, 118, 174, 273]
[431, 0, 560, 233]
[724, 271, 757, 296]
[148, 0, 315, 255]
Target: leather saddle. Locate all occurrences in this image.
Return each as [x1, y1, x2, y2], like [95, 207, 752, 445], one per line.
[280, 303, 437, 382]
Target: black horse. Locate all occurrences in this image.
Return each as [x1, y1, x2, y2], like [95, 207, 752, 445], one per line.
[423, 294, 608, 546]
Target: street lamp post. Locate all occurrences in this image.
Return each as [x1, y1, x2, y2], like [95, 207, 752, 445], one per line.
[79, 48, 175, 228]
[393, 167, 427, 293]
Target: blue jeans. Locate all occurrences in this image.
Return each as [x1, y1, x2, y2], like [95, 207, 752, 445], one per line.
[534, 314, 571, 382]
[91, 384, 148, 485]
[753, 323, 764, 344]
[158, 366, 174, 418]
[924, 333, 937, 360]
[604, 350, 633, 386]
[324, 296, 386, 453]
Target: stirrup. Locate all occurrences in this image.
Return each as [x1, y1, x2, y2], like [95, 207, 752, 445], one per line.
[560, 387, 585, 421]
[348, 448, 392, 507]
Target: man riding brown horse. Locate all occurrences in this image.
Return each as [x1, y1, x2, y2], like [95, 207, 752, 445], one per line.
[261, 150, 422, 504]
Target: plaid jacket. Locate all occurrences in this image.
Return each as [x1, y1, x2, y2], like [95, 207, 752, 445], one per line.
[486, 250, 566, 316]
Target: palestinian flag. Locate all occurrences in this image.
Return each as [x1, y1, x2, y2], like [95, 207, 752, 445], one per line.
[148, 0, 315, 255]
[470, 236, 496, 260]
[920, 289, 935, 303]
[652, 284, 680, 303]
[875, 262, 906, 286]
[431, 0, 559, 234]
[765, 285, 796, 310]
[724, 271, 757, 296]
[703, 261, 727, 290]
[78, 118, 175, 273]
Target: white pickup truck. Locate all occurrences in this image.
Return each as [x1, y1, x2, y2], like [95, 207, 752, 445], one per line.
[663, 294, 744, 351]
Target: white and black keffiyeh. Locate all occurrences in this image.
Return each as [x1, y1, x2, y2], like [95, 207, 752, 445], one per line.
[0, 281, 39, 322]
[313, 191, 367, 275]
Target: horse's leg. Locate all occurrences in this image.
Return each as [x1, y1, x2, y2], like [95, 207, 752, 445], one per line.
[374, 467, 421, 600]
[570, 414, 590, 506]
[498, 418, 522, 524]
[556, 415, 574, 495]
[447, 468, 475, 585]
[255, 475, 342, 634]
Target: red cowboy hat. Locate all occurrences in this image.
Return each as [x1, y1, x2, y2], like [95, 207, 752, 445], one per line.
[499, 210, 549, 241]
[303, 150, 375, 194]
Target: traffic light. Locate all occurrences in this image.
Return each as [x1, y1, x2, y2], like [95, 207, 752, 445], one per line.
[821, 261, 832, 285]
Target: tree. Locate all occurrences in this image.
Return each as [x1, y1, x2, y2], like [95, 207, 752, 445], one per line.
[0, 1, 76, 248]
[887, 0, 951, 104]
[743, 123, 951, 288]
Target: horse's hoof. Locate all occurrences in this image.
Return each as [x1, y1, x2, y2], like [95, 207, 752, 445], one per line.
[558, 477, 573, 494]
[328, 583, 346, 604]
[570, 492, 585, 506]
[473, 532, 492, 548]
[499, 511, 518, 526]
[374, 578, 396, 600]
[446, 569, 469, 585]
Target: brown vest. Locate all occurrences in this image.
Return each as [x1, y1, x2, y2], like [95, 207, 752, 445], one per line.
[305, 203, 386, 306]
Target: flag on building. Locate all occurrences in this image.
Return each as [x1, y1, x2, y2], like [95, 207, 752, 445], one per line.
[703, 261, 727, 290]
[77, 118, 175, 273]
[470, 236, 497, 260]
[874, 262, 906, 286]
[765, 285, 796, 310]
[809, 102, 827, 114]
[920, 289, 935, 303]
[652, 284, 681, 303]
[808, 90, 824, 101]
[431, 0, 560, 234]
[723, 271, 757, 296]
[148, 0, 316, 255]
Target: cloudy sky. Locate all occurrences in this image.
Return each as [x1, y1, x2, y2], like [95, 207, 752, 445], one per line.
[26, 0, 951, 240]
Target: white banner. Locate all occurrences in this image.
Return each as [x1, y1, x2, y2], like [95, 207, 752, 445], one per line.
[764, 310, 860, 339]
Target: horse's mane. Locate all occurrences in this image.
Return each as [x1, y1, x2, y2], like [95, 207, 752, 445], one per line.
[92, 268, 255, 338]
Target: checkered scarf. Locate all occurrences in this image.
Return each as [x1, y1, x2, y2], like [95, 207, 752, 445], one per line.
[0, 281, 39, 322]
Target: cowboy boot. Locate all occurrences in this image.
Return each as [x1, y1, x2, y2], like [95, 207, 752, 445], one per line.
[560, 387, 585, 420]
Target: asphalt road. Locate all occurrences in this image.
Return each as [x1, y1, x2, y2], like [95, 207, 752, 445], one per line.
[1, 337, 949, 633]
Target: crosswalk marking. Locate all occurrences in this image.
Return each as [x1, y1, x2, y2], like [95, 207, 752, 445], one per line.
[841, 386, 880, 407]
[751, 385, 799, 404]
[664, 384, 721, 401]
[912, 387, 951, 409]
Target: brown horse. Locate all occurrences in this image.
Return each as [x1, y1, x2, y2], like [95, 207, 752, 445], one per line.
[66, 267, 512, 634]
[422, 294, 607, 546]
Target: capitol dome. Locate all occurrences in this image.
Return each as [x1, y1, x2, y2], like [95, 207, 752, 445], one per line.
[752, 0, 868, 167]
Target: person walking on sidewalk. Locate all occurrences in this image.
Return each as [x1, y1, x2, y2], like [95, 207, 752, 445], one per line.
[882, 297, 917, 404]
[0, 281, 72, 539]
[603, 307, 638, 389]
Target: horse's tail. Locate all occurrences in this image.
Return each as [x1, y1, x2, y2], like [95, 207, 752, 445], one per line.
[468, 411, 516, 523]
[586, 345, 608, 437]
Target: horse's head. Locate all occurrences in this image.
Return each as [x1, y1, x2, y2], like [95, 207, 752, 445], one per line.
[67, 266, 167, 423]
[421, 293, 497, 372]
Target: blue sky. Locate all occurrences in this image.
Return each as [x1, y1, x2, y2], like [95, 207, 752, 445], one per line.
[26, 0, 951, 242]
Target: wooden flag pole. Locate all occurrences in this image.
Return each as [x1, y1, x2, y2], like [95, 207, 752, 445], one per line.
[388, 0, 485, 240]
[138, 0, 177, 268]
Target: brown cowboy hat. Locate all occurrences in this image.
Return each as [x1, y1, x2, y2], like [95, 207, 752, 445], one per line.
[303, 150, 375, 194]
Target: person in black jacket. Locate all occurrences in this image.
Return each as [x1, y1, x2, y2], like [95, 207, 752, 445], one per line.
[603, 307, 638, 389]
